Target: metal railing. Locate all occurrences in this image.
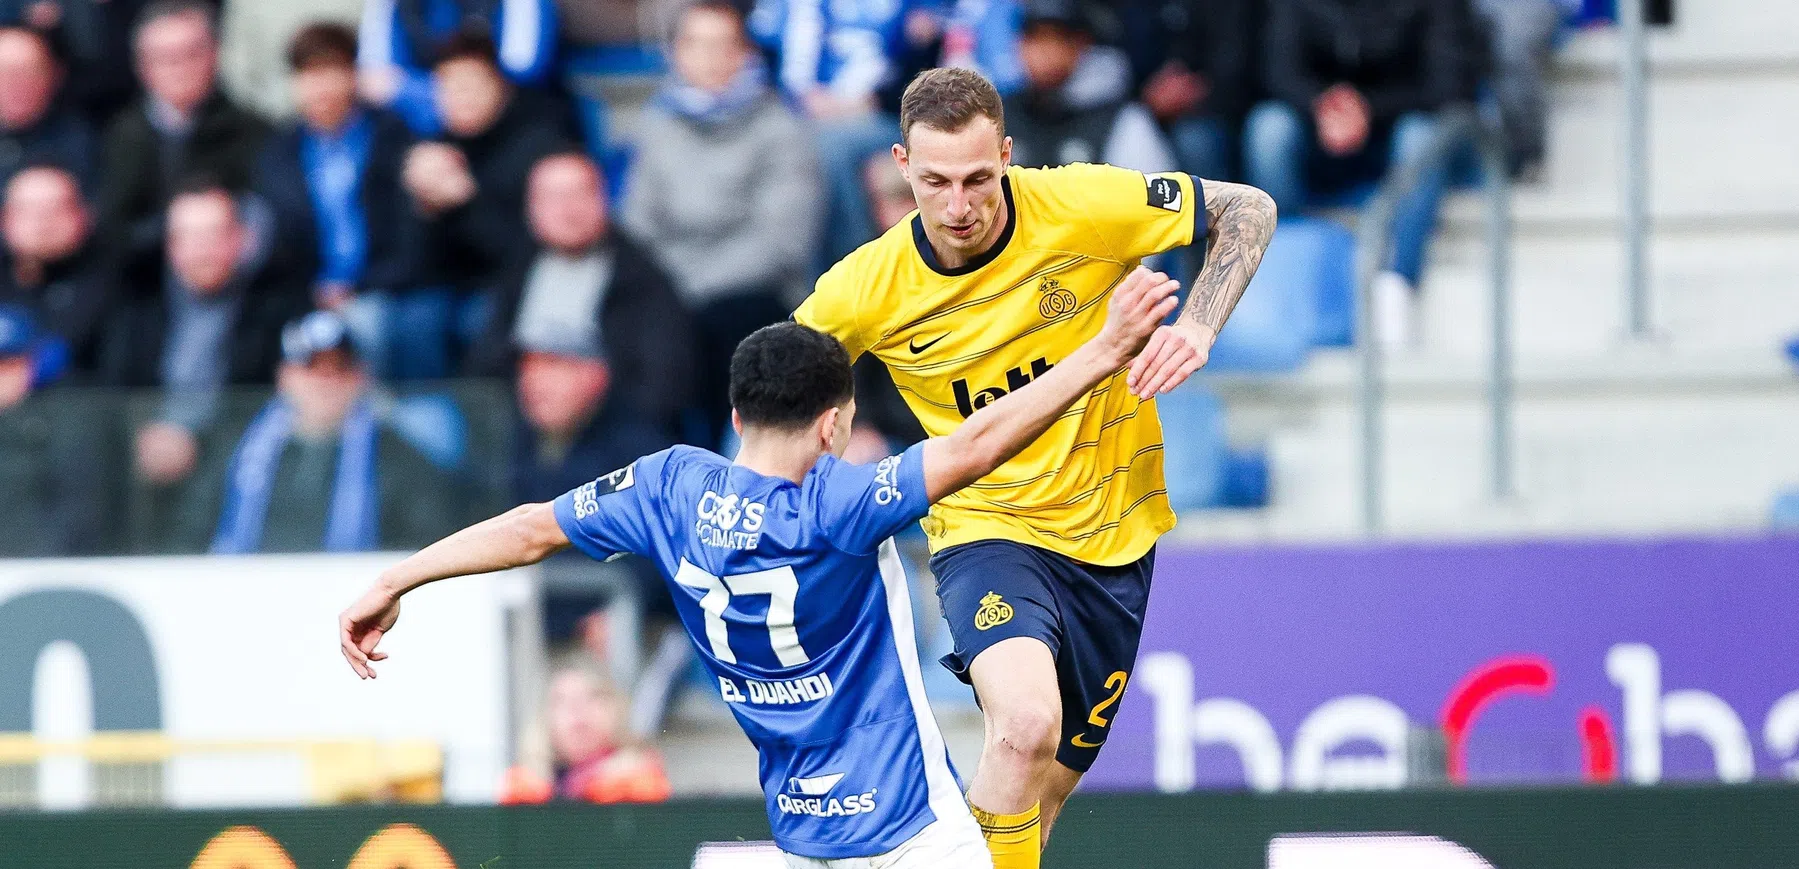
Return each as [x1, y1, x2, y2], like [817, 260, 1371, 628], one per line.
[1619, 0, 1654, 339]
[1355, 106, 1515, 533]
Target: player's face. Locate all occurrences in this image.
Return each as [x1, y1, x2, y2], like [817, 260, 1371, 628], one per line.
[895, 118, 1012, 265]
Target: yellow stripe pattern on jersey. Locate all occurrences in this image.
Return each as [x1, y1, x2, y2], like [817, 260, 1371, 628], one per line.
[796, 163, 1204, 566]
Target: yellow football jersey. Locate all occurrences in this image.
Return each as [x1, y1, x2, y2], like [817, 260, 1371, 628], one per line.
[794, 163, 1206, 566]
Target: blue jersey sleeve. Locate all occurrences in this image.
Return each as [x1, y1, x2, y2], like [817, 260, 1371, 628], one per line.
[552, 451, 670, 562]
[817, 441, 931, 555]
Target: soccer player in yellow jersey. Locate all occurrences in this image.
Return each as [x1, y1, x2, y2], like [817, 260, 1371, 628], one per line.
[793, 68, 1276, 867]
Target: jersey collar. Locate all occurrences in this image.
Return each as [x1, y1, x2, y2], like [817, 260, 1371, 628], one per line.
[911, 173, 1017, 277]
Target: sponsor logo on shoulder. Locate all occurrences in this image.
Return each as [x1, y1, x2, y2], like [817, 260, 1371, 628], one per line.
[776, 772, 878, 818]
[574, 464, 635, 519]
[1146, 173, 1184, 212]
[872, 454, 904, 505]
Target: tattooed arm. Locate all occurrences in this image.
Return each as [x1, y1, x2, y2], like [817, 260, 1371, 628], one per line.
[1125, 179, 1277, 398]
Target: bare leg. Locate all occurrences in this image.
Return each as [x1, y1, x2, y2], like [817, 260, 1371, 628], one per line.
[965, 636, 1062, 813]
[1037, 762, 1083, 845]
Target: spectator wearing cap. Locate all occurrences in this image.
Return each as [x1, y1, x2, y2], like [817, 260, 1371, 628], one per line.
[256, 21, 417, 368]
[356, 0, 558, 136]
[390, 31, 564, 380]
[472, 151, 693, 441]
[0, 303, 113, 555]
[1247, 0, 1473, 348]
[1002, 0, 1178, 175]
[748, 0, 943, 269]
[0, 0, 148, 127]
[1112, 0, 1257, 181]
[623, 0, 819, 447]
[0, 25, 96, 190]
[105, 180, 308, 488]
[208, 310, 455, 553]
[2, 164, 108, 376]
[100, 0, 270, 294]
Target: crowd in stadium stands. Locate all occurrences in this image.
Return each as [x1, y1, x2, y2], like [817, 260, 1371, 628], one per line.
[0, 0, 1581, 795]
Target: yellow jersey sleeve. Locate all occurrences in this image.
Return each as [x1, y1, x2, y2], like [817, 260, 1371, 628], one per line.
[1065, 163, 1206, 261]
[793, 261, 873, 362]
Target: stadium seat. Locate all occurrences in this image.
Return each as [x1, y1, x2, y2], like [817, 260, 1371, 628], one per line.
[1207, 216, 1355, 371]
[1222, 446, 1272, 508]
[1158, 385, 1229, 511]
[1774, 489, 1799, 530]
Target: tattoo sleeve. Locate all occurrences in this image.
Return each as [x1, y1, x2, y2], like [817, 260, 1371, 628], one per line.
[1181, 180, 1278, 335]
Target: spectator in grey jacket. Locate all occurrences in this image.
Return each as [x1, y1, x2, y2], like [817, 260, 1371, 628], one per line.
[621, 0, 820, 448]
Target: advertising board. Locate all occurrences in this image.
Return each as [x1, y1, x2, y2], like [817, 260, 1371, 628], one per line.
[1084, 536, 1799, 791]
[0, 555, 529, 806]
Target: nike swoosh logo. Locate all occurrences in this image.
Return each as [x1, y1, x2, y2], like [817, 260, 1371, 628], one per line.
[909, 333, 948, 353]
[1070, 733, 1106, 749]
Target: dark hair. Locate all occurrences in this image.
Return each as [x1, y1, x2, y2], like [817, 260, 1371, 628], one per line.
[899, 67, 1005, 146]
[287, 21, 358, 71]
[729, 323, 854, 429]
[431, 30, 500, 71]
[134, 0, 218, 43]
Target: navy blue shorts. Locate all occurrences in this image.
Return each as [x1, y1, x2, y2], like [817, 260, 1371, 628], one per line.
[931, 539, 1155, 772]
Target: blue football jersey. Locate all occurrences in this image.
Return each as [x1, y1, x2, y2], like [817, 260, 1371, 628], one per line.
[552, 443, 969, 859]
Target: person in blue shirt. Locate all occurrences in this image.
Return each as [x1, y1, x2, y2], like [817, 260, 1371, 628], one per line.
[356, 0, 557, 136]
[338, 266, 1180, 867]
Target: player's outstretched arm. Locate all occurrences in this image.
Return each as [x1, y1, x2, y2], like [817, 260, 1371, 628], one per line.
[338, 502, 570, 679]
[1127, 179, 1277, 398]
[922, 267, 1180, 502]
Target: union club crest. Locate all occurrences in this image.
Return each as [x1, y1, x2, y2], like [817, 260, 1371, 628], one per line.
[1038, 277, 1077, 319]
[974, 592, 1015, 631]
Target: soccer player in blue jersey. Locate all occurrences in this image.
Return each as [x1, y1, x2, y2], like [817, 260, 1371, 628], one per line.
[337, 266, 1181, 867]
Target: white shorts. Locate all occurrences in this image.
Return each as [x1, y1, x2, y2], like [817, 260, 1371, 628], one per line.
[782, 817, 992, 869]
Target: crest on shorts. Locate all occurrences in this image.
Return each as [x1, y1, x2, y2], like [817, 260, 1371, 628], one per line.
[974, 592, 1014, 631]
[1037, 277, 1077, 320]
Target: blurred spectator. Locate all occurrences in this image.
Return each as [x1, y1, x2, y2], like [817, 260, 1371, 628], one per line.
[0, 25, 95, 189]
[356, 0, 558, 136]
[474, 152, 693, 440]
[502, 658, 671, 804]
[391, 31, 564, 380]
[942, 0, 1133, 106]
[1247, 0, 1469, 348]
[1476, 0, 1563, 177]
[1, 165, 107, 375]
[0, 303, 112, 555]
[850, 152, 925, 453]
[209, 310, 452, 553]
[622, 0, 819, 447]
[1112, 0, 1256, 180]
[0, 0, 150, 125]
[1002, 0, 1176, 173]
[105, 181, 306, 486]
[101, 0, 269, 293]
[510, 340, 672, 511]
[749, 0, 941, 268]
[219, 0, 361, 119]
[256, 21, 416, 367]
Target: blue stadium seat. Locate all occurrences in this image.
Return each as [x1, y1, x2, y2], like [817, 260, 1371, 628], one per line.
[1158, 385, 1228, 511]
[1206, 216, 1356, 371]
[1221, 446, 1271, 508]
[1773, 489, 1799, 530]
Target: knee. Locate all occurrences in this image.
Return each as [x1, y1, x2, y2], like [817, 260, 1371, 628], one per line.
[986, 700, 1061, 766]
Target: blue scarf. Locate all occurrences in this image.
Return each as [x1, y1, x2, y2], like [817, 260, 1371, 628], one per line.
[211, 397, 380, 554]
[653, 62, 770, 126]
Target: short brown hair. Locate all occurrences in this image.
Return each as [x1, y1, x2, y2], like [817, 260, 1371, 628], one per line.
[899, 68, 1004, 145]
[287, 22, 357, 72]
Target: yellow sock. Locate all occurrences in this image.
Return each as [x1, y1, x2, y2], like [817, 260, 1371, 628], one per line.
[969, 801, 1041, 869]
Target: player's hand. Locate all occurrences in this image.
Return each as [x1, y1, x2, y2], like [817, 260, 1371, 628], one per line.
[1098, 266, 1182, 367]
[1127, 321, 1213, 399]
[339, 580, 402, 680]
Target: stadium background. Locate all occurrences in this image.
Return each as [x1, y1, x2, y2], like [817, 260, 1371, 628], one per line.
[3, 0, 1798, 865]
